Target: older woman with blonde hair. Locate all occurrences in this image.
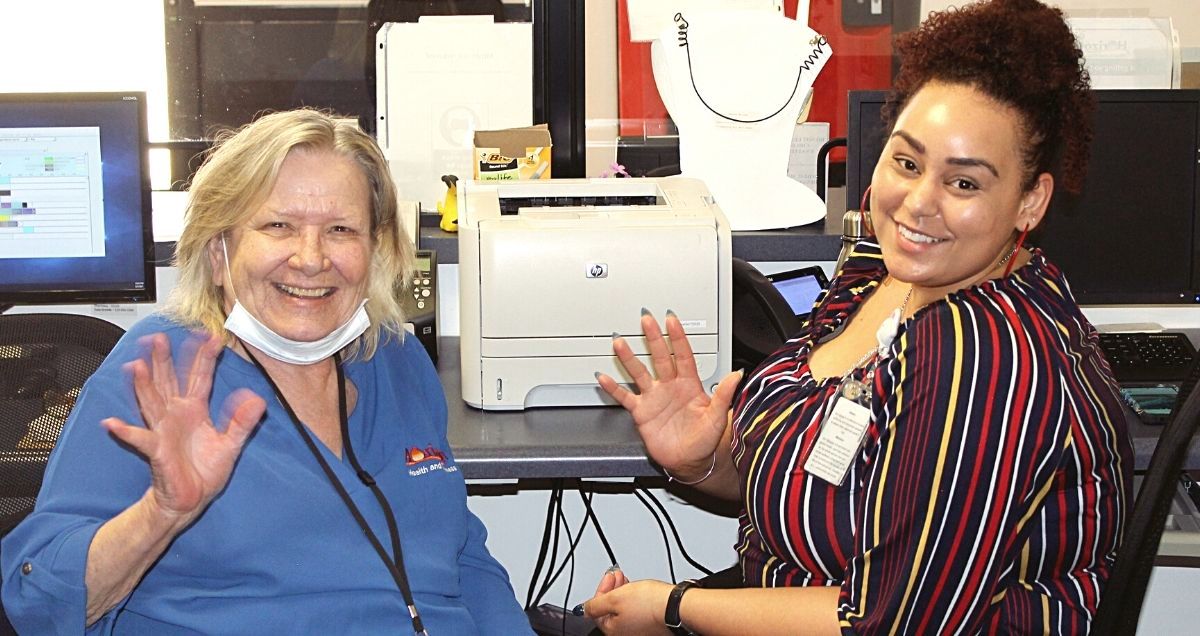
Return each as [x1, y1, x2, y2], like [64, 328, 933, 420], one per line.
[2, 109, 532, 634]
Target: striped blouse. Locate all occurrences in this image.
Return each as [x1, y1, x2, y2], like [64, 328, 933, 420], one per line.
[731, 242, 1133, 634]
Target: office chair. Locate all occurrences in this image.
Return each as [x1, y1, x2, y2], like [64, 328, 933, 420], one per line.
[1092, 357, 1200, 634]
[0, 314, 125, 531]
[0, 313, 124, 634]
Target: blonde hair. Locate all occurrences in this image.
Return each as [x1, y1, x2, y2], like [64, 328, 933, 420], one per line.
[166, 109, 413, 360]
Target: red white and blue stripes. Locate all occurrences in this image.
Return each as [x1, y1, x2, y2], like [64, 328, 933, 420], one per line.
[731, 242, 1132, 634]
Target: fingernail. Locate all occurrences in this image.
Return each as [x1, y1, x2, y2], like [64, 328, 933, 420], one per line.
[605, 564, 622, 574]
[612, 331, 620, 340]
[640, 307, 650, 316]
[665, 309, 677, 318]
[571, 603, 585, 616]
[594, 371, 602, 380]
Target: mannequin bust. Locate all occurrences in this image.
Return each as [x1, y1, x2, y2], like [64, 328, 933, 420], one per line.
[651, 9, 831, 230]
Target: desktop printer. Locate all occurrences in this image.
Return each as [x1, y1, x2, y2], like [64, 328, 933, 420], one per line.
[458, 177, 732, 410]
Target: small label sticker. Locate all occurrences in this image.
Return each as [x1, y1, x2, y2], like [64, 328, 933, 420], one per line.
[93, 304, 136, 315]
[678, 319, 706, 329]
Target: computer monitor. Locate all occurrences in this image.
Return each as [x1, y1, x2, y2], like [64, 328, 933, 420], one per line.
[846, 89, 1200, 305]
[0, 92, 155, 308]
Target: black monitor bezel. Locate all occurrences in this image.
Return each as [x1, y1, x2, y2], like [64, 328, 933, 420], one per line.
[846, 88, 1200, 306]
[0, 91, 156, 307]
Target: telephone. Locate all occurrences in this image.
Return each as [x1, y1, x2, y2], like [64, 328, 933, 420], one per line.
[402, 249, 438, 364]
[731, 259, 828, 373]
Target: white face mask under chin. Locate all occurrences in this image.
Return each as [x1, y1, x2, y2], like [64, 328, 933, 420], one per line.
[220, 234, 370, 365]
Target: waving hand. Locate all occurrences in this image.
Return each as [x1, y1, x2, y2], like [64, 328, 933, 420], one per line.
[101, 333, 266, 524]
[596, 312, 742, 489]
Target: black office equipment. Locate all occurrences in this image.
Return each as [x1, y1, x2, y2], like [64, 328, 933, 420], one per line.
[0, 314, 125, 635]
[0, 92, 155, 310]
[846, 89, 1200, 306]
[0, 315, 125, 523]
[403, 249, 439, 364]
[1100, 331, 1198, 385]
[1093, 351, 1200, 633]
[732, 259, 821, 372]
[766, 266, 829, 321]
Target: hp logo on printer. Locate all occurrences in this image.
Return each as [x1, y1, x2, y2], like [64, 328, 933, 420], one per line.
[586, 263, 608, 279]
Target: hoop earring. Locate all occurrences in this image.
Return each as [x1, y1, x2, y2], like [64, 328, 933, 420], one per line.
[1003, 224, 1030, 278]
[859, 185, 874, 236]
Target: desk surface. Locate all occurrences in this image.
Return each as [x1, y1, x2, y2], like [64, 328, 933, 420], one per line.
[441, 338, 657, 480]
[441, 338, 1199, 480]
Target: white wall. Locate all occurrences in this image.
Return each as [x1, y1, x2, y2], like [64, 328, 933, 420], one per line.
[921, 0, 1200, 52]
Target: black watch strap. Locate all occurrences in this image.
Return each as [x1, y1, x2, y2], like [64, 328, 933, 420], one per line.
[664, 579, 699, 635]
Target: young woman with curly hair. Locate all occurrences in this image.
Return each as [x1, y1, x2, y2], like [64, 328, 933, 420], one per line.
[584, 0, 1132, 633]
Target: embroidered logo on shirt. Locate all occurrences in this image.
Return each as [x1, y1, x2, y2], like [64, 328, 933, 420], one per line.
[405, 445, 447, 465]
[405, 445, 458, 477]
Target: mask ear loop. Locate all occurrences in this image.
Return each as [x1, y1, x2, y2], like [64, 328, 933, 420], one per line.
[1004, 225, 1030, 278]
[859, 185, 875, 236]
[220, 234, 236, 298]
[220, 233, 242, 306]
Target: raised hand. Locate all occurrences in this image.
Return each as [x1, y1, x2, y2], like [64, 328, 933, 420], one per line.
[101, 333, 266, 524]
[596, 311, 742, 483]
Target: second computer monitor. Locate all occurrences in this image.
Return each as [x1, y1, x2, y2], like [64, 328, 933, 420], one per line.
[846, 89, 1200, 305]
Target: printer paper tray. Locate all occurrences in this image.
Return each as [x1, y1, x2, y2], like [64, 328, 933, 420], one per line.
[472, 352, 721, 410]
[480, 334, 718, 358]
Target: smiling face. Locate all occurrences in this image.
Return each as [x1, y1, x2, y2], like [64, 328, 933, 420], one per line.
[208, 148, 373, 343]
[870, 81, 1053, 298]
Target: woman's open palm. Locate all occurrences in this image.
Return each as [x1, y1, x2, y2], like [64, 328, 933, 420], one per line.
[102, 333, 266, 523]
[596, 312, 742, 477]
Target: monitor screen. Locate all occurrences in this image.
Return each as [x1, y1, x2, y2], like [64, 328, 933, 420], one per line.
[769, 266, 829, 317]
[846, 89, 1200, 305]
[0, 92, 155, 307]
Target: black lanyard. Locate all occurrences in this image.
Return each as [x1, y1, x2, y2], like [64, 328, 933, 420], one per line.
[243, 348, 427, 635]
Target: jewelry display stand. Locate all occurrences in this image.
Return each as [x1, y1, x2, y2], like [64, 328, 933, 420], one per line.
[651, 10, 831, 230]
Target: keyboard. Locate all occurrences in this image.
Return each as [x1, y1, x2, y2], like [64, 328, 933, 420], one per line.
[1098, 331, 1197, 384]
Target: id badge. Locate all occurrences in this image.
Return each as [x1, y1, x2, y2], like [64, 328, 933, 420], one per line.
[804, 384, 871, 486]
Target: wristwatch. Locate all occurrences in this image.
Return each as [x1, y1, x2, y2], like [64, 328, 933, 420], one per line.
[664, 579, 699, 635]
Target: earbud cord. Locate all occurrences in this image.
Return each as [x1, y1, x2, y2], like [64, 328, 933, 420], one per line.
[242, 347, 427, 635]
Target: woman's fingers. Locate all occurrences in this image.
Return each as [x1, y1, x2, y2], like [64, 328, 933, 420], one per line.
[184, 334, 223, 399]
[592, 564, 628, 595]
[641, 313, 677, 382]
[126, 360, 166, 427]
[144, 334, 180, 399]
[596, 373, 638, 411]
[665, 312, 701, 382]
[710, 369, 745, 414]
[611, 335, 655, 394]
[102, 417, 157, 457]
[220, 389, 267, 448]
[582, 590, 615, 619]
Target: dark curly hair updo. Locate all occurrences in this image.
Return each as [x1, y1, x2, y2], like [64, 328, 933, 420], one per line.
[883, 0, 1094, 194]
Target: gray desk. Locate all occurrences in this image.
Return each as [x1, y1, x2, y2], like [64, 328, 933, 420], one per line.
[441, 338, 658, 479]
[439, 338, 1200, 480]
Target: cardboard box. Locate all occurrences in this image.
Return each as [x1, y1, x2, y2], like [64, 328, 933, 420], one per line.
[473, 124, 552, 181]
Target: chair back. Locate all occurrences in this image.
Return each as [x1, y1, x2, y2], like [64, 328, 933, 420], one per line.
[0, 313, 125, 532]
[1092, 367, 1200, 634]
